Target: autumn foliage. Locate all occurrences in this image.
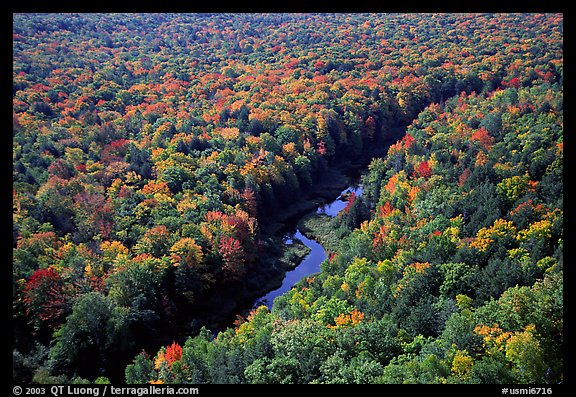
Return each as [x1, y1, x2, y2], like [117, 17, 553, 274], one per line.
[23, 267, 69, 331]
[13, 13, 562, 385]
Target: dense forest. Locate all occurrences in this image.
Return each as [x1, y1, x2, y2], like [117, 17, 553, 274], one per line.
[13, 13, 562, 384]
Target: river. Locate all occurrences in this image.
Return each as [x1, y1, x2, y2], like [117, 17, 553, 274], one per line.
[255, 183, 363, 309]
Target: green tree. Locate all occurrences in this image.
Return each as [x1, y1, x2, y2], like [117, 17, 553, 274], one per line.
[49, 292, 132, 380]
[496, 175, 532, 206]
[125, 351, 154, 384]
[270, 319, 335, 383]
[106, 256, 165, 310]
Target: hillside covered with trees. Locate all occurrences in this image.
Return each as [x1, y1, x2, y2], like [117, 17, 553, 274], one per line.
[13, 13, 562, 384]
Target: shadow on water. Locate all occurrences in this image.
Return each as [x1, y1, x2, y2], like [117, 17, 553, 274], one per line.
[255, 230, 325, 308]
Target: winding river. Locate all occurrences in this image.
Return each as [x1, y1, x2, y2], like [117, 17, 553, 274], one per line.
[255, 184, 363, 309]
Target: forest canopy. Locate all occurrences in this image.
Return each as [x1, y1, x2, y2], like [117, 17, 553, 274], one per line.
[13, 13, 562, 384]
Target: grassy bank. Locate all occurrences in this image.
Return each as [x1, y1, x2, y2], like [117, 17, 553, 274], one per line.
[298, 213, 341, 254]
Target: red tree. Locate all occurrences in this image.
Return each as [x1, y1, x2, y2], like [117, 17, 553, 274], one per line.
[164, 341, 183, 367]
[379, 201, 394, 218]
[23, 267, 68, 331]
[240, 187, 258, 218]
[219, 236, 246, 281]
[471, 127, 494, 150]
[415, 160, 432, 179]
[343, 192, 357, 213]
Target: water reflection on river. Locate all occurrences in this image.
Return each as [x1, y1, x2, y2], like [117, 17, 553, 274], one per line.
[316, 185, 363, 217]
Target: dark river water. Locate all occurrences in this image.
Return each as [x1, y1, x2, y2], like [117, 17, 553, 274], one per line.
[256, 184, 363, 309]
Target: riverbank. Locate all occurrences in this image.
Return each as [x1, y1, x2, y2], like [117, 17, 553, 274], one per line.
[175, 128, 407, 335]
[254, 236, 311, 306]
